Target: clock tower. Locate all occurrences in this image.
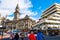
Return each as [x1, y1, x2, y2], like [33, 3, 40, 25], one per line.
[14, 4, 20, 20]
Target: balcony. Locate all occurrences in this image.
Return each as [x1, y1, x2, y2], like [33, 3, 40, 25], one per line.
[42, 5, 56, 16]
[53, 13, 60, 17]
[42, 9, 57, 18]
[49, 17, 60, 20]
[39, 19, 46, 24]
[47, 24, 59, 28]
[45, 19, 60, 23]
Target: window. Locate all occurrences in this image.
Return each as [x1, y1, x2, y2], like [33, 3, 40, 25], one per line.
[18, 21, 24, 26]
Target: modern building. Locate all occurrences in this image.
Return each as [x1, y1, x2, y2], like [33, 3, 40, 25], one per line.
[0, 4, 36, 32]
[33, 3, 60, 35]
[39, 3, 60, 30]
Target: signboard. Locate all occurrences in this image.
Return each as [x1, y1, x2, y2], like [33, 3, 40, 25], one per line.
[0, 25, 3, 27]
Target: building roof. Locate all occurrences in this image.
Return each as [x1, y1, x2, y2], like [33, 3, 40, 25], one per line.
[5, 15, 35, 23]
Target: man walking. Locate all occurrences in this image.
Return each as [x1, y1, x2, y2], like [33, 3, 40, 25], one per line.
[14, 33, 19, 40]
[37, 28, 45, 40]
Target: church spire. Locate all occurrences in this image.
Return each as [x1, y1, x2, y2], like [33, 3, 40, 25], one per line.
[15, 4, 20, 12]
[14, 0, 20, 20]
[15, 4, 20, 10]
[14, 3, 20, 20]
[15, 0, 20, 12]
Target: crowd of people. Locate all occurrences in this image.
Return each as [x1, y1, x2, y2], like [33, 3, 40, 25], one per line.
[10, 28, 45, 40]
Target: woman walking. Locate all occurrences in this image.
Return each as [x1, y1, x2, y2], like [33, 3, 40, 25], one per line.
[21, 33, 24, 40]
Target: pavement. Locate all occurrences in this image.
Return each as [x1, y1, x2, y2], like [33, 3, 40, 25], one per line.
[2, 35, 60, 40]
[45, 36, 60, 40]
[0, 34, 10, 39]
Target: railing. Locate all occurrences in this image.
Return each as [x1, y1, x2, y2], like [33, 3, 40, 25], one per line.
[45, 19, 60, 23]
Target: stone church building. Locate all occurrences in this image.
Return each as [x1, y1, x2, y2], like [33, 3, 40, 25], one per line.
[0, 4, 36, 32]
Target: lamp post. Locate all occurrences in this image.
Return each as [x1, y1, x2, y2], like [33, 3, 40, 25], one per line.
[0, 20, 6, 40]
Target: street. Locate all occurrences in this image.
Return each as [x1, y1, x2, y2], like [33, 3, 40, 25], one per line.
[45, 36, 60, 40]
[2, 36, 60, 40]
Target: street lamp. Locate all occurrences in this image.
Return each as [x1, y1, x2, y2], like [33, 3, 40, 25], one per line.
[0, 20, 6, 40]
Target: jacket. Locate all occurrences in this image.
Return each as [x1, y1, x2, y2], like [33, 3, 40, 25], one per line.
[29, 33, 36, 40]
[37, 32, 44, 40]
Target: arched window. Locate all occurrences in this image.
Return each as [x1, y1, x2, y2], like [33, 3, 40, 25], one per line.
[18, 21, 24, 26]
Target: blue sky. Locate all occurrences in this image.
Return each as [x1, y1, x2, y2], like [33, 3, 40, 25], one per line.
[30, 0, 60, 19]
[0, 0, 60, 21]
[31, 0, 60, 11]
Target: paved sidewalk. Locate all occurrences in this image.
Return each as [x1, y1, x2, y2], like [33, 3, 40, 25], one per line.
[2, 35, 60, 40]
[45, 36, 60, 40]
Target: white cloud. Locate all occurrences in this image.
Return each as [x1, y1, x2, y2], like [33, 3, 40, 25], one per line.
[30, 17, 39, 22]
[20, 9, 38, 16]
[0, 10, 12, 17]
[0, 0, 38, 21]
[7, 17, 14, 20]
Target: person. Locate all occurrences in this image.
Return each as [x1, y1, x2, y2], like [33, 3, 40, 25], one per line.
[10, 33, 14, 40]
[14, 33, 19, 40]
[20, 33, 24, 40]
[28, 31, 36, 40]
[37, 28, 45, 40]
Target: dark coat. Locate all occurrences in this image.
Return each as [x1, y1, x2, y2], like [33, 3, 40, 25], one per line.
[14, 33, 19, 40]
